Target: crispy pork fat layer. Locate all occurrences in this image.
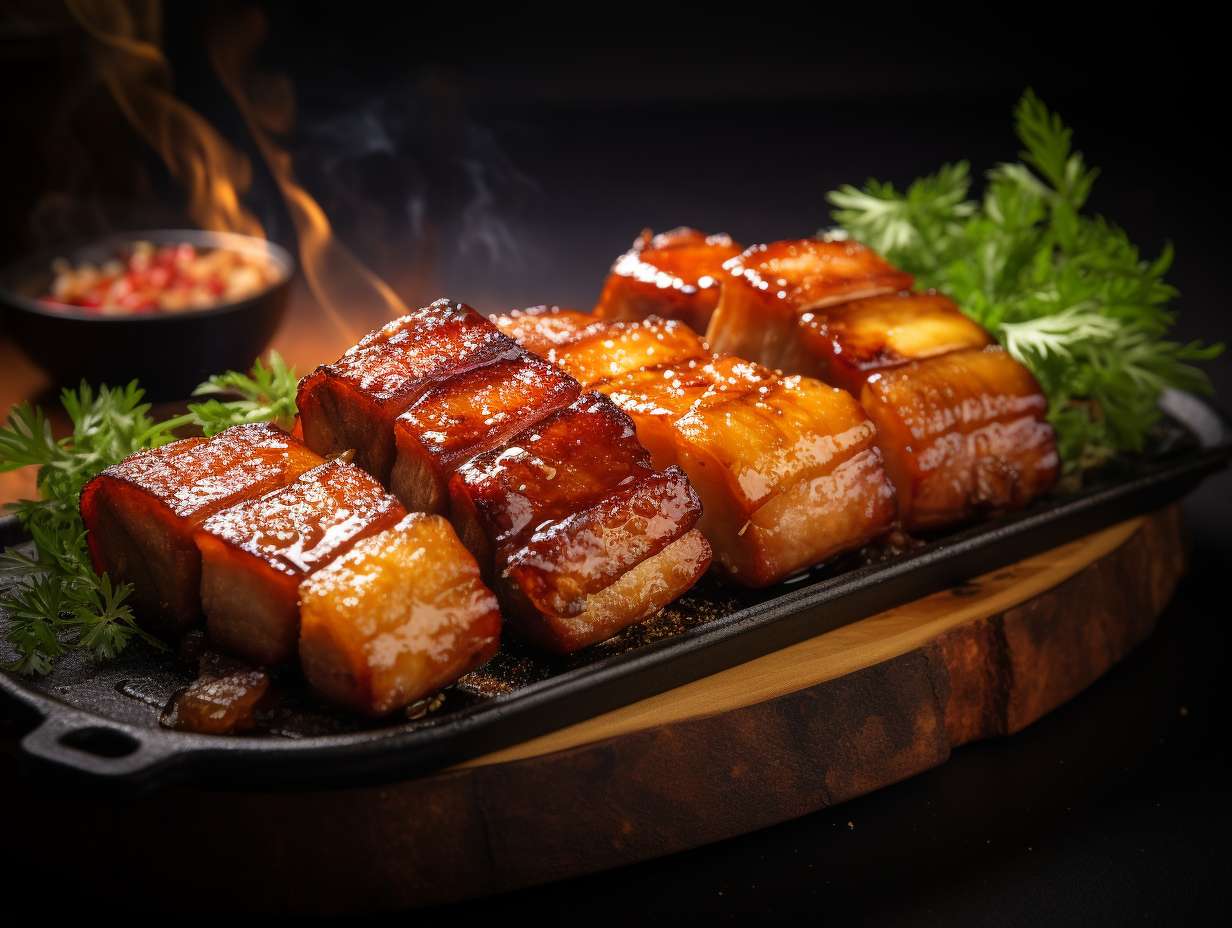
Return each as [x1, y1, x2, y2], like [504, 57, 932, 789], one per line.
[449, 393, 710, 653]
[605, 357, 898, 585]
[860, 347, 1059, 530]
[297, 299, 522, 482]
[390, 350, 579, 513]
[79, 423, 323, 634]
[494, 310, 898, 586]
[593, 227, 744, 331]
[798, 291, 992, 393]
[491, 305, 708, 387]
[299, 513, 501, 715]
[705, 239, 913, 372]
[195, 459, 407, 665]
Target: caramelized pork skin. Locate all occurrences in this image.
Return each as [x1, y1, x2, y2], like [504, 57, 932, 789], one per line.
[490, 304, 708, 388]
[299, 513, 501, 715]
[449, 393, 710, 653]
[390, 350, 579, 513]
[496, 310, 898, 585]
[297, 299, 521, 482]
[195, 459, 407, 665]
[594, 227, 744, 331]
[604, 356, 898, 585]
[79, 423, 322, 633]
[705, 239, 914, 372]
[860, 347, 1059, 530]
[798, 291, 992, 393]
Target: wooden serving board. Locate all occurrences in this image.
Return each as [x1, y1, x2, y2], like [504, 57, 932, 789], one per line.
[0, 506, 1185, 913]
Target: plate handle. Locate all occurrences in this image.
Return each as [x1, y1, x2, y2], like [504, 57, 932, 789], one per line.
[19, 711, 176, 783]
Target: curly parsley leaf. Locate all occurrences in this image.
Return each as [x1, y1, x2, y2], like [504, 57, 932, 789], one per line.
[827, 89, 1222, 476]
[188, 350, 298, 435]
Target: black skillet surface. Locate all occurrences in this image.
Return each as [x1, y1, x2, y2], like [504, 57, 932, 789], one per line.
[0, 390, 1228, 792]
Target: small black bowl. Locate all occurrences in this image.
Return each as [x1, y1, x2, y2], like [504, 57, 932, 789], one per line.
[0, 229, 294, 399]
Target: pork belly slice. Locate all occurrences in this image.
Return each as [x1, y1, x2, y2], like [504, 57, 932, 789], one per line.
[449, 393, 710, 653]
[390, 350, 580, 513]
[798, 291, 992, 393]
[195, 459, 407, 665]
[299, 513, 501, 715]
[593, 227, 744, 331]
[860, 347, 1060, 531]
[490, 304, 708, 388]
[79, 424, 323, 634]
[605, 357, 897, 585]
[297, 299, 521, 482]
[705, 239, 914, 372]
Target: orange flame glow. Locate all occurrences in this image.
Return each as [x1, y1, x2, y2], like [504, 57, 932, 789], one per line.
[67, 0, 265, 239]
[208, 7, 408, 342]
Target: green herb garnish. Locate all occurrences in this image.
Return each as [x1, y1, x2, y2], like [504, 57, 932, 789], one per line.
[828, 90, 1222, 475]
[0, 352, 299, 674]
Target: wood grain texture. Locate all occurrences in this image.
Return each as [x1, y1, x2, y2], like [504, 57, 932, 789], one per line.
[0, 507, 1185, 913]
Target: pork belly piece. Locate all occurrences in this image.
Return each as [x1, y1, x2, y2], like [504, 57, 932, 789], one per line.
[859, 347, 1059, 531]
[195, 459, 407, 665]
[490, 304, 708, 388]
[449, 393, 710, 653]
[297, 299, 521, 482]
[593, 227, 744, 331]
[390, 350, 580, 513]
[299, 513, 501, 715]
[79, 424, 323, 634]
[705, 239, 914, 372]
[797, 291, 992, 393]
[605, 357, 897, 585]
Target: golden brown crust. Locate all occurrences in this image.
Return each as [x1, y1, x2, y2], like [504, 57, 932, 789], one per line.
[297, 299, 522, 481]
[391, 351, 580, 513]
[594, 227, 743, 331]
[299, 513, 501, 715]
[196, 459, 407, 664]
[860, 347, 1059, 530]
[705, 238, 913, 371]
[79, 424, 322, 633]
[449, 393, 707, 651]
[798, 291, 991, 393]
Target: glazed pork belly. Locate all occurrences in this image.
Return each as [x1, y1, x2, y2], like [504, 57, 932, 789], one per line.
[79, 423, 322, 634]
[449, 393, 711, 653]
[859, 347, 1059, 530]
[593, 227, 744, 331]
[297, 299, 522, 483]
[493, 305, 708, 385]
[797, 291, 992, 393]
[299, 513, 501, 715]
[390, 350, 579, 513]
[705, 239, 913, 372]
[490, 309, 898, 586]
[194, 458, 407, 665]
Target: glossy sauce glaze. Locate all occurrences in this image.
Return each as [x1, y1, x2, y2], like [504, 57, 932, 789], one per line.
[594, 227, 743, 331]
[298, 513, 501, 715]
[195, 458, 407, 665]
[79, 423, 323, 632]
[449, 393, 709, 652]
[494, 312, 898, 586]
[706, 238, 913, 370]
[391, 351, 580, 513]
[860, 347, 1060, 530]
[798, 290, 992, 393]
[298, 299, 522, 481]
[492, 304, 708, 387]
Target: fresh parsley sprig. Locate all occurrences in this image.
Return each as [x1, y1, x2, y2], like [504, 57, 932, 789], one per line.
[828, 90, 1222, 475]
[0, 352, 300, 674]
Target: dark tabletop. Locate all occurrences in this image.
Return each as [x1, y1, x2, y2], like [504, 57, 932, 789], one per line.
[3, 4, 1230, 922]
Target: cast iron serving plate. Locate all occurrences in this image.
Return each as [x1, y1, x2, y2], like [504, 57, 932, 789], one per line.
[1, 391, 1229, 791]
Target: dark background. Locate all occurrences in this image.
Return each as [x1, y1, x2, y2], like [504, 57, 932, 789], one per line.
[2, 2, 1230, 922]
